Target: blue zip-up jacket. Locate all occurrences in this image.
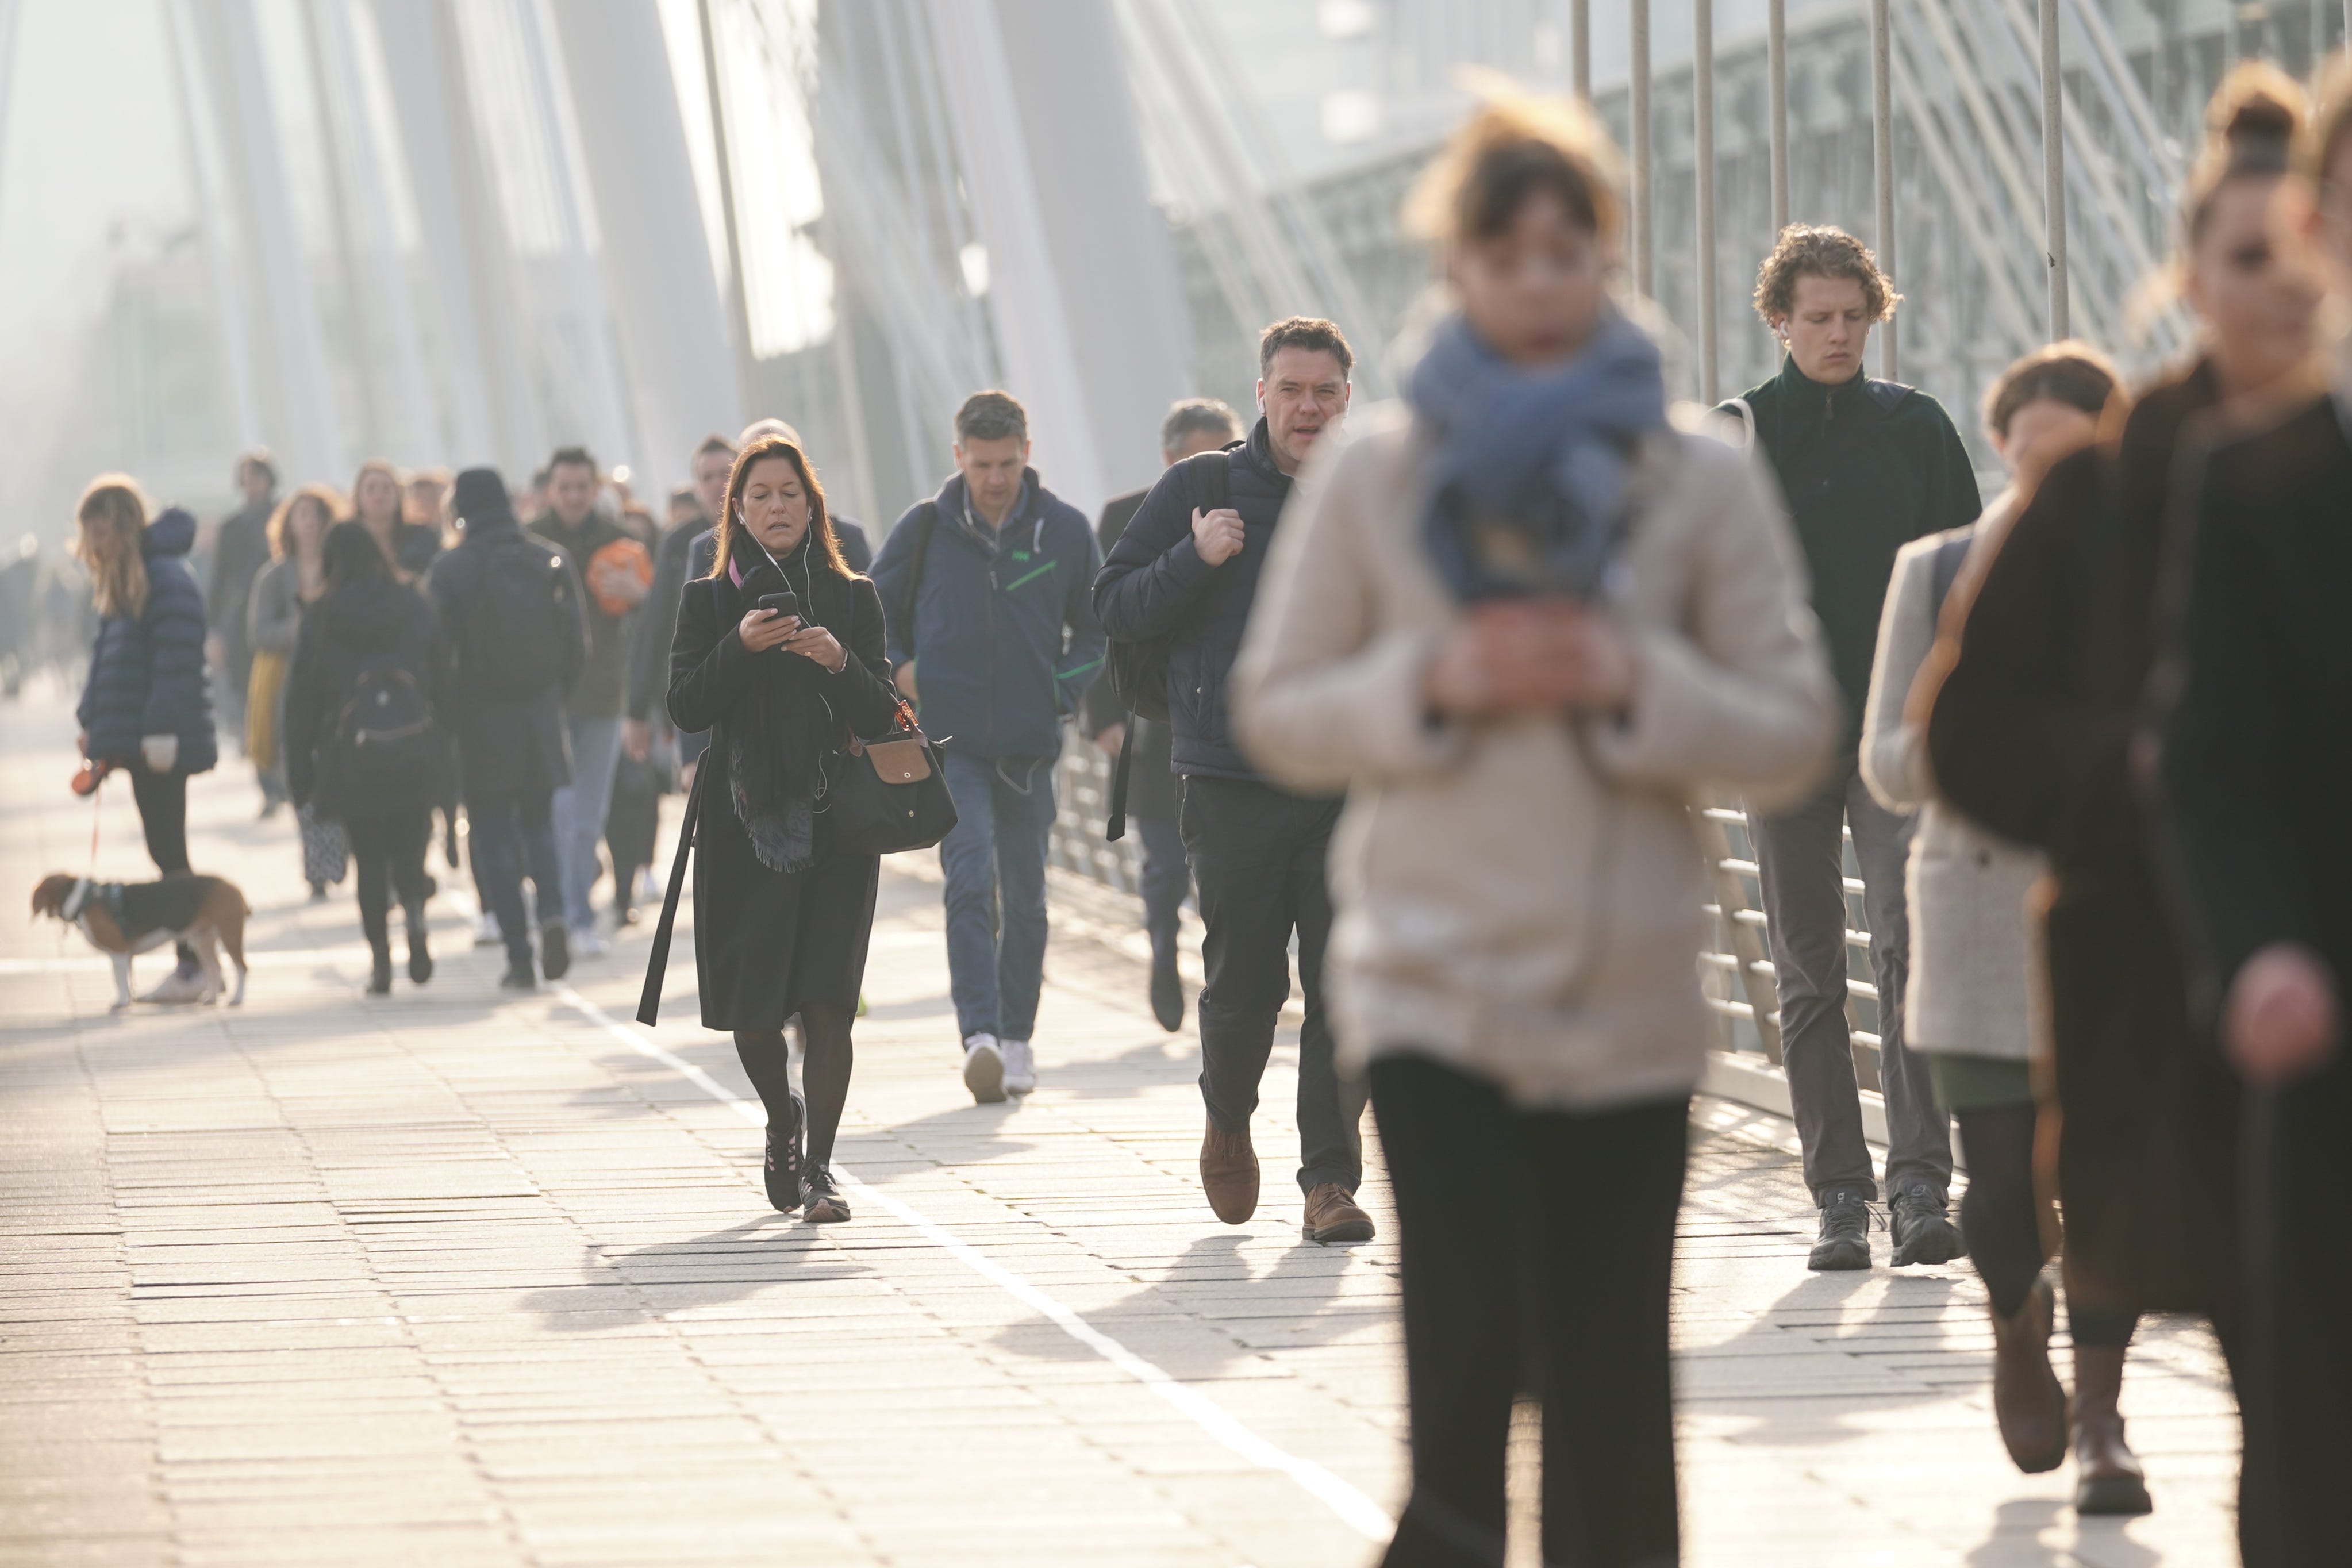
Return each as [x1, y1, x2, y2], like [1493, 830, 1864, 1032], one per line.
[870, 468, 1104, 760]
[78, 506, 218, 774]
[1092, 418, 1294, 782]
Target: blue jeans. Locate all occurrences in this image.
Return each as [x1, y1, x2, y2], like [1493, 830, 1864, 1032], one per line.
[937, 751, 1056, 1042]
[471, 789, 563, 964]
[551, 713, 623, 933]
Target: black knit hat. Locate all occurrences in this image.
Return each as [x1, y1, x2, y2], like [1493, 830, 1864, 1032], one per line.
[451, 467, 514, 527]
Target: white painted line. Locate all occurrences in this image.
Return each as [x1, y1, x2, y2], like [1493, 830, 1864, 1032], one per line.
[551, 980, 1395, 1544]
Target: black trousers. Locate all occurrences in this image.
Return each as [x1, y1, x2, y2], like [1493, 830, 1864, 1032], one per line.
[345, 811, 431, 958]
[1371, 1056, 1688, 1568]
[1179, 775, 1358, 1194]
[129, 764, 196, 967]
[2242, 1055, 2352, 1565]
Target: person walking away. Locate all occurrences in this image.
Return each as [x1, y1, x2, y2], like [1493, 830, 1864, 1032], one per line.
[606, 502, 663, 927]
[871, 391, 1105, 1103]
[1085, 398, 1240, 1034]
[246, 486, 351, 898]
[1097, 329, 1373, 1243]
[2153, 59, 2352, 1562]
[1862, 344, 2140, 1500]
[430, 468, 589, 990]
[660, 433, 903, 1223]
[75, 479, 222, 1002]
[1926, 65, 2315, 1550]
[205, 451, 276, 795]
[628, 436, 737, 794]
[530, 447, 650, 958]
[1723, 225, 1979, 1270]
[352, 459, 444, 581]
[1234, 94, 1836, 1565]
[281, 522, 451, 994]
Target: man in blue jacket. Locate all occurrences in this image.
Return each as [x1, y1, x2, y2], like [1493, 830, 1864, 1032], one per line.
[870, 390, 1104, 1105]
[1093, 318, 1371, 1246]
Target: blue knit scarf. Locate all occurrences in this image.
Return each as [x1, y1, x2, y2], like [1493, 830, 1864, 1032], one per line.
[1408, 310, 1668, 602]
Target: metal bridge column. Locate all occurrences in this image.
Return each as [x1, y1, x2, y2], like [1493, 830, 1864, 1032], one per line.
[2042, 0, 2069, 341]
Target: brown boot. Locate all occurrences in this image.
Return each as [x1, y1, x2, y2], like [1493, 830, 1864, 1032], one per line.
[1302, 1183, 1374, 1244]
[2072, 1344, 2152, 1515]
[1200, 1120, 1259, 1224]
[1990, 1277, 2069, 1474]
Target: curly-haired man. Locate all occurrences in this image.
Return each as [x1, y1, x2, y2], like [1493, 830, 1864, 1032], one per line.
[1720, 224, 1982, 1273]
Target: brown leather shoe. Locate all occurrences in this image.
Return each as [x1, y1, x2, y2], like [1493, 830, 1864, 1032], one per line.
[2071, 1344, 2152, 1515]
[1200, 1120, 1259, 1224]
[1991, 1277, 2069, 1474]
[1302, 1182, 1374, 1244]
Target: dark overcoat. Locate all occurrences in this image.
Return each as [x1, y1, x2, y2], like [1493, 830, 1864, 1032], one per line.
[1924, 362, 2240, 1320]
[426, 516, 586, 805]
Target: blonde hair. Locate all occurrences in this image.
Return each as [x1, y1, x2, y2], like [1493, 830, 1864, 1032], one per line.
[75, 476, 150, 620]
[1405, 87, 1623, 247]
[267, 485, 343, 560]
[350, 458, 403, 526]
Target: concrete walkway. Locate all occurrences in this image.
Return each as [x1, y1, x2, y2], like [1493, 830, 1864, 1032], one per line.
[0, 687, 2239, 1566]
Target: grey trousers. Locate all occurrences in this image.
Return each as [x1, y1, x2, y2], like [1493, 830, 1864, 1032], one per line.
[1748, 762, 1951, 1204]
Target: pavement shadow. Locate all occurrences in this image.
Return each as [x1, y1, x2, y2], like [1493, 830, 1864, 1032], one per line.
[520, 1220, 870, 1329]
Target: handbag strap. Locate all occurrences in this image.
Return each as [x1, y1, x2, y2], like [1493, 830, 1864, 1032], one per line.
[636, 758, 708, 1026]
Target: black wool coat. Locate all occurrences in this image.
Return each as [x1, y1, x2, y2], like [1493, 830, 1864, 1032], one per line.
[426, 517, 587, 805]
[280, 576, 448, 820]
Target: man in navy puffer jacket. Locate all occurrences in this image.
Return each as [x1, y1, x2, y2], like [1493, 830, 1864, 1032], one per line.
[870, 390, 1104, 1105]
[1093, 318, 1372, 1244]
[78, 498, 217, 1001]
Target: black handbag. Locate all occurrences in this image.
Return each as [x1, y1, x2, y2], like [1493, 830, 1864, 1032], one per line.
[823, 704, 958, 855]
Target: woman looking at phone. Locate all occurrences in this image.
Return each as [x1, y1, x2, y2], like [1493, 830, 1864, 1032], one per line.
[667, 433, 901, 1224]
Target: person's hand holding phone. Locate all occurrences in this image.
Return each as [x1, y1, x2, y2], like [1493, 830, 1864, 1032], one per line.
[737, 606, 798, 654]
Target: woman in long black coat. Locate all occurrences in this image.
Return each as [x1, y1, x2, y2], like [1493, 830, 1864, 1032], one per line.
[668, 433, 900, 1224]
[283, 522, 451, 996]
[1921, 66, 2317, 1528]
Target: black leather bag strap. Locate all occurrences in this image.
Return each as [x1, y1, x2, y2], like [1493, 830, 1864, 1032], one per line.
[636, 756, 708, 1025]
[1106, 724, 1135, 844]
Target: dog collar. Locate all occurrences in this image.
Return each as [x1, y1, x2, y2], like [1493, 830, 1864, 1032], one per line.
[60, 878, 94, 922]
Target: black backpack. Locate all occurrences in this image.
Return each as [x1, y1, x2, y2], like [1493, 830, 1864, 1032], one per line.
[465, 532, 576, 700]
[318, 664, 444, 809]
[1104, 448, 1230, 841]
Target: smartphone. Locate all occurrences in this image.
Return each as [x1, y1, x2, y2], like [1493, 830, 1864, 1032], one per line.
[755, 590, 800, 623]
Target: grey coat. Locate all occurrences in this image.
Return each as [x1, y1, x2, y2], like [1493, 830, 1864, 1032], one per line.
[1860, 494, 2043, 1061]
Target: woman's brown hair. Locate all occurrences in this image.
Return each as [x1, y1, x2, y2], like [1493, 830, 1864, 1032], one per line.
[703, 435, 850, 581]
[2305, 49, 2352, 192]
[1404, 87, 1623, 247]
[2184, 61, 2308, 249]
[349, 458, 403, 526]
[1980, 340, 2125, 443]
[267, 485, 343, 560]
[75, 476, 149, 620]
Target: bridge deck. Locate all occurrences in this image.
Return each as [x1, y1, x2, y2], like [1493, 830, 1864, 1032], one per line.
[0, 688, 2235, 1566]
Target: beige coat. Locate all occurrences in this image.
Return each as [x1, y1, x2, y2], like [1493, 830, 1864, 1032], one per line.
[1231, 405, 1837, 1110]
[1859, 496, 2044, 1060]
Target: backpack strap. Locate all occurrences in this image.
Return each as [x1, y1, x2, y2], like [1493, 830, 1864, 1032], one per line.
[1184, 447, 1232, 512]
[896, 501, 940, 659]
[1721, 397, 1757, 455]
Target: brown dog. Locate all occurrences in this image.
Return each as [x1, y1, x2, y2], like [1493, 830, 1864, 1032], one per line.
[30, 873, 250, 1009]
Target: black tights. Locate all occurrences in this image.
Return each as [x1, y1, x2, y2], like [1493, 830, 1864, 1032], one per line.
[733, 1003, 855, 1166]
[1370, 1055, 1687, 1568]
[345, 812, 431, 959]
[1953, 1101, 2134, 1347]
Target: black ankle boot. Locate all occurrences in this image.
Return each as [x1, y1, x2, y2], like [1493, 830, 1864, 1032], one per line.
[405, 905, 433, 985]
[367, 948, 393, 995]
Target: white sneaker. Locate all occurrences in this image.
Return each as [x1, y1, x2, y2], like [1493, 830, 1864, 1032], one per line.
[137, 967, 213, 1005]
[472, 912, 504, 949]
[962, 1033, 1006, 1104]
[569, 925, 609, 959]
[1002, 1038, 1036, 1096]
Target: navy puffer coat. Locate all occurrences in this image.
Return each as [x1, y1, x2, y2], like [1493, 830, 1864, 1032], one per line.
[77, 507, 218, 774]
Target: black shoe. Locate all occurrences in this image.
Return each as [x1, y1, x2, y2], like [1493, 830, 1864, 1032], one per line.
[801, 1164, 851, 1224]
[367, 951, 393, 996]
[539, 920, 571, 981]
[1890, 1183, 1965, 1266]
[406, 912, 433, 985]
[499, 957, 536, 990]
[1150, 956, 1183, 1033]
[1808, 1189, 1873, 1270]
[764, 1092, 806, 1213]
